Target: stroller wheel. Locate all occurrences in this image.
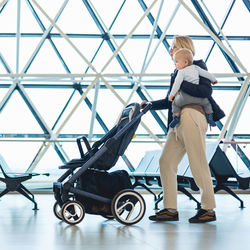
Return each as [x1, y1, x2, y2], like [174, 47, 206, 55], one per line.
[111, 189, 146, 225]
[101, 214, 115, 220]
[53, 201, 63, 220]
[61, 201, 85, 225]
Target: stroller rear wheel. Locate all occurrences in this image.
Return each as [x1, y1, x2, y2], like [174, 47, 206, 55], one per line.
[53, 201, 63, 220]
[61, 200, 85, 225]
[111, 189, 146, 225]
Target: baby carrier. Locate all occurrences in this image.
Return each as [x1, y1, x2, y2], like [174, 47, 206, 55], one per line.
[53, 102, 151, 225]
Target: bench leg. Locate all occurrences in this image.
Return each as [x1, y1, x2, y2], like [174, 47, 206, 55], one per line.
[214, 184, 244, 208]
[0, 188, 10, 198]
[178, 185, 201, 209]
[132, 181, 160, 209]
[17, 186, 38, 210]
[154, 192, 163, 210]
[20, 184, 35, 199]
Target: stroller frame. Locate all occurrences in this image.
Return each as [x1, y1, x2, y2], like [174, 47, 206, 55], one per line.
[53, 102, 151, 225]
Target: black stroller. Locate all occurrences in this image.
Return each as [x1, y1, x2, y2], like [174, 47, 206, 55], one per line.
[53, 102, 151, 225]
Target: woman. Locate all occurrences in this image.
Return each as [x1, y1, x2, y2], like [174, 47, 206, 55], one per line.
[143, 36, 216, 223]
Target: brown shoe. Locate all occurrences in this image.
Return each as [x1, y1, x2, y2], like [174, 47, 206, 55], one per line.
[189, 209, 216, 223]
[149, 209, 179, 221]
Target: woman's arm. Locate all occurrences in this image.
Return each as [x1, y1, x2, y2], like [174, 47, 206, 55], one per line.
[180, 76, 212, 98]
[140, 97, 171, 110]
[151, 97, 171, 110]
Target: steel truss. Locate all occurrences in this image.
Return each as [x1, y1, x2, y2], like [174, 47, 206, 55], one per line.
[0, 0, 249, 172]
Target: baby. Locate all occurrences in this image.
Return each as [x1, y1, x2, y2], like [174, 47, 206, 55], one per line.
[169, 48, 217, 128]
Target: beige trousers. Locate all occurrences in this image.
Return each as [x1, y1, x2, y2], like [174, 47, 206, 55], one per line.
[159, 107, 216, 210]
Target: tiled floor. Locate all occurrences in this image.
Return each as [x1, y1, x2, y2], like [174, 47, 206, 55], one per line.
[0, 192, 250, 250]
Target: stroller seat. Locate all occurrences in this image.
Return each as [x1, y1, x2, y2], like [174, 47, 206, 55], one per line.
[59, 158, 87, 169]
[53, 102, 152, 225]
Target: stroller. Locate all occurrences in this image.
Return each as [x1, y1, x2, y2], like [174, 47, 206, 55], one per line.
[53, 102, 152, 225]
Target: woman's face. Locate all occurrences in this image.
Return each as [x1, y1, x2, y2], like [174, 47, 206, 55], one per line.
[169, 43, 179, 60]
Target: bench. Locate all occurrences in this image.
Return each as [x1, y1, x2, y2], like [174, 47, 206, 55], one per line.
[130, 141, 250, 209]
[130, 141, 218, 210]
[0, 154, 49, 210]
[129, 143, 212, 210]
[209, 145, 250, 208]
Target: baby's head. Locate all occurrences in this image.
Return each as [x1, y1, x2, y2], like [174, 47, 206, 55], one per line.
[173, 48, 193, 70]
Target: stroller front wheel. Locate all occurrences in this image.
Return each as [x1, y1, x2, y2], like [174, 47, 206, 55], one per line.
[61, 200, 85, 225]
[111, 189, 146, 225]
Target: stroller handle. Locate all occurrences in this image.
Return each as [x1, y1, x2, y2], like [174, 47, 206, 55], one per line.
[141, 102, 152, 114]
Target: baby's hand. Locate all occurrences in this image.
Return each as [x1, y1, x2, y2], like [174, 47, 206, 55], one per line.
[168, 95, 174, 101]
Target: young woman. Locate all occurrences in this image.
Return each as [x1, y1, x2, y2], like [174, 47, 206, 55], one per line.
[142, 36, 217, 223]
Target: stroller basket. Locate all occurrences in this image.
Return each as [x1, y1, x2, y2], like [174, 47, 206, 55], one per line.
[53, 102, 151, 225]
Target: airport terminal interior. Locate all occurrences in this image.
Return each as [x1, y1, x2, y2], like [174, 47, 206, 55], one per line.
[0, 0, 249, 250]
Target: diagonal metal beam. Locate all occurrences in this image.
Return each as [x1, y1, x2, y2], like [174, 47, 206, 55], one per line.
[31, 0, 98, 73]
[26, 0, 108, 136]
[17, 83, 50, 135]
[21, 0, 73, 166]
[24, 0, 70, 73]
[26, 76, 99, 172]
[180, 0, 249, 167]
[84, 0, 166, 138]
[81, 0, 132, 75]
[51, 89, 76, 131]
[219, 76, 249, 140]
[83, 0, 127, 74]
[99, 75, 164, 146]
[75, 0, 164, 145]
[75, 84, 109, 132]
[0, 51, 16, 114]
[190, 0, 246, 80]
[201, 0, 243, 68]
[0, 52, 12, 73]
[81, 0, 159, 148]
[224, 81, 250, 142]
[136, 0, 174, 134]
[98, 0, 167, 133]
[26, 0, 103, 170]
[0, 83, 16, 112]
[125, 0, 165, 107]
[138, 0, 170, 50]
[242, 0, 250, 11]
[205, 0, 236, 63]
[0, 0, 8, 12]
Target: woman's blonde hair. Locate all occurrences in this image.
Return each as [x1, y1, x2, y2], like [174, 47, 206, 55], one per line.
[173, 36, 195, 56]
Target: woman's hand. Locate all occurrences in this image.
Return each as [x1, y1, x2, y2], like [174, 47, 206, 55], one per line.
[140, 100, 147, 109]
